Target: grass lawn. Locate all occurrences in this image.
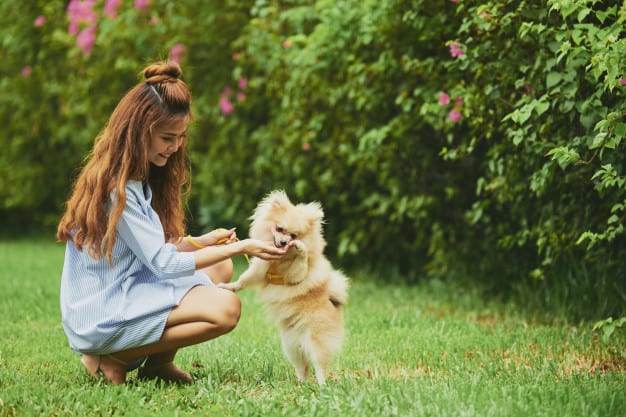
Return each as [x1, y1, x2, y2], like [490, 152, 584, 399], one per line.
[0, 238, 624, 417]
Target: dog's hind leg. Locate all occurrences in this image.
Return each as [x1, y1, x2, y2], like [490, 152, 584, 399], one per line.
[310, 351, 329, 385]
[308, 336, 334, 385]
[281, 336, 309, 381]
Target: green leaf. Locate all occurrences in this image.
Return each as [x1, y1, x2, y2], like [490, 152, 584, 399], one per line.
[534, 100, 550, 116]
[577, 8, 591, 23]
[590, 132, 607, 149]
[546, 72, 562, 88]
[593, 317, 626, 344]
[607, 215, 620, 224]
[546, 146, 580, 170]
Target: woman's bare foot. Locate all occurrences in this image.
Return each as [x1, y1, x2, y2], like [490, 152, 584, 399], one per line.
[138, 362, 193, 384]
[81, 354, 127, 385]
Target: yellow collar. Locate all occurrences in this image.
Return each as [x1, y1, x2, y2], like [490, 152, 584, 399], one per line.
[265, 263, 291, 285]
[265, 271, 288, 285]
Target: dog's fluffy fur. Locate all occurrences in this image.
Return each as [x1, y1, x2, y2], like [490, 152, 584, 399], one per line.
[218, 190, 349, 385]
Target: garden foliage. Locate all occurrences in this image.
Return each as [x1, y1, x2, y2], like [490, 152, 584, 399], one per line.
[1, 1, 625, 311]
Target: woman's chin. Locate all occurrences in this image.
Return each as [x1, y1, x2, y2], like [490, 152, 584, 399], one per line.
[149, 157, 168, 167]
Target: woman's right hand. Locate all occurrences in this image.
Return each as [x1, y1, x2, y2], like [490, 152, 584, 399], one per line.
[240, 239, 293, 260]
[192, 237, 295, 271]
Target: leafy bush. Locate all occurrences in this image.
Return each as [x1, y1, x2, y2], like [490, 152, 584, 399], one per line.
[202, 0, 624, 283]
[2, 1, 625, 316]
[0, 0, 251, 227]
[593, 316, 626, 344]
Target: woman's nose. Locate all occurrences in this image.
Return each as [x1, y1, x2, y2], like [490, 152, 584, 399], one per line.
[170, 137, 183, 151]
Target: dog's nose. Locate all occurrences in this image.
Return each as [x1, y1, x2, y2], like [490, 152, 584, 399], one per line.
[279, 239, 288, 247]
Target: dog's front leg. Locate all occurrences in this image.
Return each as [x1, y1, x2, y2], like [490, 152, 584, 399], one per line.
[286, 240, 309, 283]
[217, 258, 269, 291]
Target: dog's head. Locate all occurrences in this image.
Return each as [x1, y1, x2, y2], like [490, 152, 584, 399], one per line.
[249, 190, 326, 257]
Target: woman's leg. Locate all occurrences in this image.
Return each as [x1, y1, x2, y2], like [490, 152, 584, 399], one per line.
[93, 282, 241, 384]
[200, 258, 234, 285]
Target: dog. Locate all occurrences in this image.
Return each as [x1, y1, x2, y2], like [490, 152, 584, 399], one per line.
[218, 190, 349, 385]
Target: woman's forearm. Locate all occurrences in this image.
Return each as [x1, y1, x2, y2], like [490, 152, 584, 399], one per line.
[193, 240, 246, 269]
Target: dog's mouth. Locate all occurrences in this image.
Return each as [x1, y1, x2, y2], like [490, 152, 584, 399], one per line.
[274, 236, 289, 248]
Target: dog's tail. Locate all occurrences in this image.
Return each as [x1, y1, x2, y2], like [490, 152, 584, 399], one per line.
[328, 270, 349, 307]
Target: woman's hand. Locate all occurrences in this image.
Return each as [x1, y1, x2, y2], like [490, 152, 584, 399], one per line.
[198, 228, 237, 246]
[240, 238, 294, 260]
[191, 235, 294, 270]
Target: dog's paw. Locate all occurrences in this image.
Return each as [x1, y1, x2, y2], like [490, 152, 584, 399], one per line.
[217, 282, 242, 292]
[293, 240, 307, 253]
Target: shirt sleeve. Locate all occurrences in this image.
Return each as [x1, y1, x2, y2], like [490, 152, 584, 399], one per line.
[115, 182, 196, 279]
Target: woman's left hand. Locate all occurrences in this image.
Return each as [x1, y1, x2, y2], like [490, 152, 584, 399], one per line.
[200, 228, 237, 246]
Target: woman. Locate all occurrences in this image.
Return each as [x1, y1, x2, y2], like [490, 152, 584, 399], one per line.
[57, 60, 289, 385]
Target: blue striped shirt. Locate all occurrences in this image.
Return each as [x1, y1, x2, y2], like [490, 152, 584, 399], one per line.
[60, 180, 211, 354]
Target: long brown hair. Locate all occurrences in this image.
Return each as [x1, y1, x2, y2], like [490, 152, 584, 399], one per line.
[57, 61, 193, 262]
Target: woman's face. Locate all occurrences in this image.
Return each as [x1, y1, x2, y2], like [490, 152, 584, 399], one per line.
[148, 118, 188, 167]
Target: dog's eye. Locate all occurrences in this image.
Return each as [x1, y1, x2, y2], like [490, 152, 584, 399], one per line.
[276, 226, 284, 233]
[290, 233, 297, 239]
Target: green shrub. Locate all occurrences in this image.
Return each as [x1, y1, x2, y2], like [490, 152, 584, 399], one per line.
[203, 0, 626, 288]
[2, 1, 625, 315]
[0, 0, 251, 227]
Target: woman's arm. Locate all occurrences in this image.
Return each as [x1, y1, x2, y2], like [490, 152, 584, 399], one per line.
[176, 228, 237, 252]
[193, 238, 291, 270]
[118, 182, 289, 274]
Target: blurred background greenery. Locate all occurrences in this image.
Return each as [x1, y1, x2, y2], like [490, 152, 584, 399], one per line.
[1, 0, 625, 320]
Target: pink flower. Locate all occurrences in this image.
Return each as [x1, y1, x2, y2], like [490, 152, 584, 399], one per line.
[238, 78, 248, 90]
[219, 96, 234, 115]
[21, 66, 32, 77]
[620, 78, 626, 86]
[67, 0, 97, 25]
[449, 109, 462, 123]
[67, 0, 97, 35]
[34, 16, 46, 27]
[104, 0, 121, 19]
[282, 40, 293, 49]
[454, 96, 464, 107]
[449, 41, 465, 58]
[236, 92, 246, 102]
[76, 25, 96, 55]
[68, 22, 79, 35]
[221, 86, 233, 96]
[168, 43, 187, 63]
[302, 142, 311, 151]
[149, 16, 159, 25]
[438, 92, 450, 105]
[134, 0, 150, 11]
[232, 52, 242, 61]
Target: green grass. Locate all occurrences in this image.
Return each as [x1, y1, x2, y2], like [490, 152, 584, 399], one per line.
[1, 238, 624, 417]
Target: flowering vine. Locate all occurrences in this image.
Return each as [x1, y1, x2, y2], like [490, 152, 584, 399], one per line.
[438, 92, 464, 124]
[65, 0, 152, 56]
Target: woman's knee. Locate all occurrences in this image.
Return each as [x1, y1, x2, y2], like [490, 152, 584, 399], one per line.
[202, 259, 234, 285]
[215, 289, 241, 333]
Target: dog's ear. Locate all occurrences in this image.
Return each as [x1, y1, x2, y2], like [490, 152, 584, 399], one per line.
[267, 190, 291, 211]
[302, 201, 324, 225]
[252, 190, 289, 220]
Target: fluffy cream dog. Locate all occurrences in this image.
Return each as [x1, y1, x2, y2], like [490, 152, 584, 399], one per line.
[218, 190, 349, 385]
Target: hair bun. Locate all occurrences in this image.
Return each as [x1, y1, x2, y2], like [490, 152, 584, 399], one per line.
[144, 61, 182, 83]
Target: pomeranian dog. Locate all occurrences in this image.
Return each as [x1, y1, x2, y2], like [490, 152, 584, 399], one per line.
[218, 190, 349, 385]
